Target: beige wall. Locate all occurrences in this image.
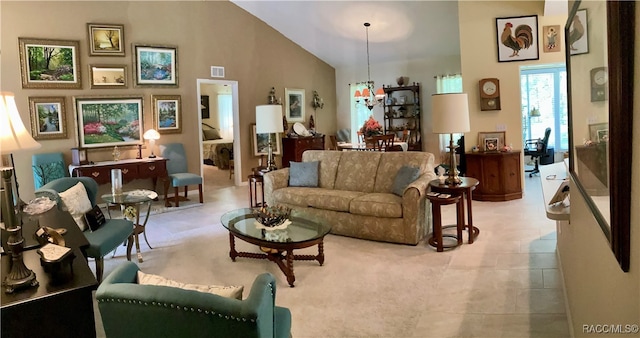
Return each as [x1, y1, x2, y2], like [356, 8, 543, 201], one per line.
[459, 1, 640, 336]
[1, 0, 336, 200]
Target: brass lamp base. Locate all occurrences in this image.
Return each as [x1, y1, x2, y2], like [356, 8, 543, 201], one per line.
[445, 134, 462, 186]
[3, 226, 38, 293]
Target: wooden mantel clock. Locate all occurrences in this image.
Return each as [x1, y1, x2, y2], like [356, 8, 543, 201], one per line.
[479, 78, 501, 111]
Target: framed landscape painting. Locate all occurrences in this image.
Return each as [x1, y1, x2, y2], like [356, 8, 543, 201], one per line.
[89, 64, 127, 89]
[495, 15, 539, 62]
[285, 88, 305, 122]
[133, 44, 178, 87]
[29, 96, 67, 140]
[252, 124, 281, 156]
[74, 96, 143, 148]
[152, 95, 182, 134]
[87, 23, 125, 56]
[18, 38, 81, 89]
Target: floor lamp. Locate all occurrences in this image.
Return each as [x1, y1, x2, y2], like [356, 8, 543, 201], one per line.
[0, 92, 42, 293]
[432, 93, 470, 185]
[256, 105, 284, 171]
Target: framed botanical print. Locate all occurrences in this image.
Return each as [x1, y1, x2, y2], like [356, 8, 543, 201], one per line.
[87, 23, 125, 56]
[152, 95, 182, 134]
[89, 64, 127, 89]
[495, 15, 539, 62]
[74, 95, 143, 148]
[133, 44, 178, 87]
[18, 38, 81, 89]
[285, 88, 305, 122]
[252, 124, 281, 156]
[29, 96, 68, 140]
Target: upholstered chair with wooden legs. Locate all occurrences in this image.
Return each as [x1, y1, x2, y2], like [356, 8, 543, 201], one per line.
[159, 143, 204, 207]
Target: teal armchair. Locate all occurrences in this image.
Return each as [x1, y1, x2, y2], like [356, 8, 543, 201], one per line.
[35, 177, 133, 282]
[96, 262, 292, 338]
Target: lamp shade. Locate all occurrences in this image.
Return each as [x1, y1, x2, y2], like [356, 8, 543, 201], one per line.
[256, 105, 284, 134]
[431, 93, 470, 134]
[143, 129, 160, 140]
[0, 92, 41, 154]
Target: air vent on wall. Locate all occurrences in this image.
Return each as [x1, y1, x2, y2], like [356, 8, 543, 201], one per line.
[210, 66, 225, 78]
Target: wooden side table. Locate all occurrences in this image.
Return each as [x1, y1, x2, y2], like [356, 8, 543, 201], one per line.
[427, 194, 464, 252]
[429, 177, 480, 244]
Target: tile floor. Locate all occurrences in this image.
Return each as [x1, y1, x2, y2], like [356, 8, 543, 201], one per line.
[95, 169, 570, 337]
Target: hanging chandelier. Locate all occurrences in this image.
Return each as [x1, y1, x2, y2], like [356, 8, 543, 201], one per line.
[354, 22, 385, 111]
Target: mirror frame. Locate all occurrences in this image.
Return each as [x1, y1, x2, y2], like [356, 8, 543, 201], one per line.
[565, 0, 634, 272]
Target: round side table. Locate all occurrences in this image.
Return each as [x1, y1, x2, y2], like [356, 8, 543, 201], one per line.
[429, 177, 480, 244]
[427, 194, 464, 252]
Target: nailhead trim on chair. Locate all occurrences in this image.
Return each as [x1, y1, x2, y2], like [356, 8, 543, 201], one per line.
[98, 298, 257, 322]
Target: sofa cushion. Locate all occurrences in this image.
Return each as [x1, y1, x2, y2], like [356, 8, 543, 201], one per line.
[391, 165, 421, 196]
[302, 150, 343, 189]
[350, 193, 403, 218]
[289, 161, 319, 187]
[59, 182, 92, 231]
[137, 271, 243, 300]
[334, 151, 381, 193]
[272, 187, 364, 212]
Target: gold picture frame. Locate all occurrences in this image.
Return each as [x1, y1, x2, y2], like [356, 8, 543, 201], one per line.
[89, 64, 127, 89]
[29, 96, 68, 140]
[87, 23, 125, 56]
[478, 131, 506, 152]
[152, 95, 182, 134]
[19, 38, 81, 89]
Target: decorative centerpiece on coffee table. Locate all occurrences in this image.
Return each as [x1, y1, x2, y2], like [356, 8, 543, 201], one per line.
[253, 205, 291, 230]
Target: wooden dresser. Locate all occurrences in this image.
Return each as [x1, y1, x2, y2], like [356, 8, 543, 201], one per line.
[69, 157, 168, 186]
[465, 151, 522, 201]
[281, 135, 325, 167]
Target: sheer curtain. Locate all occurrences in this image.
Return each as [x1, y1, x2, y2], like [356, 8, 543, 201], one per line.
[435, 74, 463, 160]
[350, 82, 371, 142]
[217, 94, 233, 139]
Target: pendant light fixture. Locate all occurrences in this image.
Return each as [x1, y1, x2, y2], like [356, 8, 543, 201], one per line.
[354, 22, 385, 110]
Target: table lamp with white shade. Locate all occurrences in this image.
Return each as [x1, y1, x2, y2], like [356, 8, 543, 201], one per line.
[143, 129, 160, 158]
[0, 92, 41, 293]
[256, 105, 284, 171]
[432, 93, 470, 185]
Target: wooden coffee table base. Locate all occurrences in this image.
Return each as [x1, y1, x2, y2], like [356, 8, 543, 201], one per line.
[228, 233, 325, 287]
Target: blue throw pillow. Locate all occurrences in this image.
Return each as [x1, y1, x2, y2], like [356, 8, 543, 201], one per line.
[392, 165, 421, 196]
[289, 161, 319, 187]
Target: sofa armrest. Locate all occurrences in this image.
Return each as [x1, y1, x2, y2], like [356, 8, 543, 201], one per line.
[404, 172, 437, 198]
[400, 172, 437, 244]
[263, 168, 290, 206]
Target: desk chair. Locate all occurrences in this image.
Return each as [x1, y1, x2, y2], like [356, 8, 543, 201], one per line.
[160, 143, 204, 207]
[524, 127, 552, 177]
[32, 152, 67, 189]
[35, 177, 134, 282]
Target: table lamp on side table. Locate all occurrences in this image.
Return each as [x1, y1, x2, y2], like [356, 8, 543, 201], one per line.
[143, 129, 160, 158]
[0, 92, 42, 293]
[432, 93, 470, 185]
[256, 105, 284, 172]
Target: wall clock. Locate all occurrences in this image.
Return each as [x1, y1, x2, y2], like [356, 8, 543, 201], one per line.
[590, 67, 608, 102]
[479, 78, 501, 111]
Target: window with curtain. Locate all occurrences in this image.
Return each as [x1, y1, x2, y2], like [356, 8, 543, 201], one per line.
[520, 66, 567, 151]
[435, 74, 463, 158]
[350, 82, 371, 142]
[217, 94, 233, 139]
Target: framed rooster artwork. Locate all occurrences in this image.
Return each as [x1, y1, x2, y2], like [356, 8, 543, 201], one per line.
[495, 15, 539, 62]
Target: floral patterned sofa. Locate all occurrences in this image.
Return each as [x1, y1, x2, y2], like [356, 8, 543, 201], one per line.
[263, 150, 436, 245]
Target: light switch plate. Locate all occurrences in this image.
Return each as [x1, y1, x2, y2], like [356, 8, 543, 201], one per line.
[496, 124, 506, 131]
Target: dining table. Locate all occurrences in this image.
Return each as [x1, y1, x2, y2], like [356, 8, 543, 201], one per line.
[337, 141, 408, 151]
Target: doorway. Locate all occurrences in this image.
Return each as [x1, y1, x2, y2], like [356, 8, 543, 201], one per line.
[196, 79, 241, 188]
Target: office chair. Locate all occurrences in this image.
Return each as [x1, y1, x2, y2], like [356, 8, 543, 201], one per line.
[524, 127, 551, 177]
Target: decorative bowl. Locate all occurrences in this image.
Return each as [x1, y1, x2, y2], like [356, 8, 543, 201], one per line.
[253, 205, 291, 227]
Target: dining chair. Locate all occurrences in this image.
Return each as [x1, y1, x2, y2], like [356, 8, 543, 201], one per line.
[159, 143, 204, 207]
[32, 152, 67, 189]
[372, 134, 395, 151]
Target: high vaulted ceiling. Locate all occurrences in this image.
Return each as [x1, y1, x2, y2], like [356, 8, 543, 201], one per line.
[230, 1, 462, 69]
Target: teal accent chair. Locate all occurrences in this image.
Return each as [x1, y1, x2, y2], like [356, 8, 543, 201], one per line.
[96, 262, 292, 338]
[35, 177, 133, 282]
[32, 152, 67, 189]
[159, 143, 203, 207]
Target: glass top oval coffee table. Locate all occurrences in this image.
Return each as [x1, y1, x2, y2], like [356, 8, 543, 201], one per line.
[221, 208, 331, 287]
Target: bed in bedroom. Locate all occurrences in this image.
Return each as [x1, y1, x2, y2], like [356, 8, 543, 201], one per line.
[202, 123, 233, 169]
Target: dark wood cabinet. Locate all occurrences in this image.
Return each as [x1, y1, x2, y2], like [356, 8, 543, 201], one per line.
[70, 158, 168, 186]
[383, 84, 421, 151]
[465, 151, 522, 201]
[281, 136, 325, 167]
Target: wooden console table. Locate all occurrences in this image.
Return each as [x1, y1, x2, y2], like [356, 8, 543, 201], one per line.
[69, 158, 170, 206]
[465, 151, 522, 201]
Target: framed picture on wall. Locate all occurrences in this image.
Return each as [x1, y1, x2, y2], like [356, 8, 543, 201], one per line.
[495, 15, 539, 62]
[252, 124, 281, 156]
[89, 64, 127, 89]
[87, 23, 125, 56]
[285, 88, 305, 122]
[28, 96, 68, 140]
[133, 44, 178, 87]
[74, 95, 143, 148]
[568, 9, 589, 55]
[152, 95, 182, 134]
[18, 38, 82, 89]
[201, 95, 210, 119]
